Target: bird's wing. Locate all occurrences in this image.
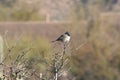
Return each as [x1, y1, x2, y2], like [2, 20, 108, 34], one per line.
[56, 35, 64, 41]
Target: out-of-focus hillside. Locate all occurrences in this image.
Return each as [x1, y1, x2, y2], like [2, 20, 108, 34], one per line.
[0, 0, 120, 21]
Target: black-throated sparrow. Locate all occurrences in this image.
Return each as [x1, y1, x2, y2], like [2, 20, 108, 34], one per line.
[52, 32, 70, 43]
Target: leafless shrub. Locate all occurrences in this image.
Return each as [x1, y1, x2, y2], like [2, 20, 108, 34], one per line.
[0, 33, 72, 80]
[0, 34, 35, 80]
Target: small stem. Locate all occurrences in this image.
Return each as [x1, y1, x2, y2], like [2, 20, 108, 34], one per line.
[55, 68, 58, 80]
[63, 43, 66, 54]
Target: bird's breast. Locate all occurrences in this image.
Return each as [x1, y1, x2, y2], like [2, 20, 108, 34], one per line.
[64, 36, 70, 43]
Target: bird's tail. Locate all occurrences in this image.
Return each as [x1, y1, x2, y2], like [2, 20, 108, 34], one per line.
[51, 40, 56, 43]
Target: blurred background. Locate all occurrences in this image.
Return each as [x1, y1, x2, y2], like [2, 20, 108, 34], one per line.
[0, 0, 120, 80]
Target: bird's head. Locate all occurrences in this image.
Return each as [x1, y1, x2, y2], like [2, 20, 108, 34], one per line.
[65, 32, 70, 36]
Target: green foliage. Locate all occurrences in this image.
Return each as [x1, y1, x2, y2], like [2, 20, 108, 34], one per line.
[70, 44, 120, 80]
[10, 6, 44, 21]
[0, 2, 45, 21]
[0, 0, 16, 7]
[4, 35, 51, 68]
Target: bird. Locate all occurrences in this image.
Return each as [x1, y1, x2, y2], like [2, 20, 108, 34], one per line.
[52, 32, 70, 43]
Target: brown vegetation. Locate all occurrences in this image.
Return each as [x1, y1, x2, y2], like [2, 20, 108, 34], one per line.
[0, 0, 120, 80]
[0, 13, 120, 79]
